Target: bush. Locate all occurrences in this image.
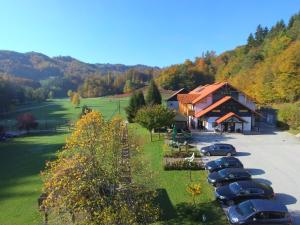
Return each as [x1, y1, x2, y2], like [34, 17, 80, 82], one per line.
[164, 160, 204, 170]
[277, 104, 300, 130]
[164, 151, 201, 158]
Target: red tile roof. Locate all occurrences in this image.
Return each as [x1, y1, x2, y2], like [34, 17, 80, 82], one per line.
[177, 94, 200, 104]
[195, 96, 232, 118]
[191, 82, 227, 104]
[215, 112, 247, 124]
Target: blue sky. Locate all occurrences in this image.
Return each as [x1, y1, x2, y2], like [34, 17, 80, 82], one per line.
[0, 0, 299, 67]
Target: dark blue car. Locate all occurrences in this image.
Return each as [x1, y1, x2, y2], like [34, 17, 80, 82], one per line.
[208, 168, 251, 187]
[227, 199, 292, 225]
[201, 143, 236, 156]
[205, 157, 243, 173]
[215, 180, 274, 205]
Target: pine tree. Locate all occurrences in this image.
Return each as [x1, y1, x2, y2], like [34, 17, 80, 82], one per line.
[136, 90, 145, 106]
[146, 80, 162, 105]
[125, 91, 145, 122]
[247, 33, 256, 48]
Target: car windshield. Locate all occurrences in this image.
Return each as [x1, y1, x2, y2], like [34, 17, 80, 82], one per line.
[215, 158, 225, 165]
[218, 169, 228, 177]
[229, 182, 242, 194]
[236, 201, 256, 216]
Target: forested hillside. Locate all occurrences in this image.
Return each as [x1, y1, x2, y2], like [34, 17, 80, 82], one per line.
[0, 51, 158, 80]
[0, 51, 158, 112]
[157, 12, 300, 104]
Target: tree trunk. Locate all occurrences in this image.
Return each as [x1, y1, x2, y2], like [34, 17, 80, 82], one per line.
[150, 130, 152, 142]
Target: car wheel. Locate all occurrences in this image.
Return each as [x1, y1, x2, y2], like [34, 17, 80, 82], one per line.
[215, 183, 222, 187]
[206, 152, 211, 156]
[226, 152, 232, 157]
[226, 200, 235, 206]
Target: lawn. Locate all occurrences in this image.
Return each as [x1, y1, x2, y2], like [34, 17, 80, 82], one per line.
[132, 124, 228, 225]
[0, 97, 129, 225]
[0, 97, 227, 225]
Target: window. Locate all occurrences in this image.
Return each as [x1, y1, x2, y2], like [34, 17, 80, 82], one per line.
[239, 109, 248, 112]
[268, 212, 285, 219]
[212, 109, 220, 112]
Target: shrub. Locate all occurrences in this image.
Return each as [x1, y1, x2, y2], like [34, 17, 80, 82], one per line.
[164, 160, 204, 170]
[163, 151, 201, 158]
[277, 104, 300, 130]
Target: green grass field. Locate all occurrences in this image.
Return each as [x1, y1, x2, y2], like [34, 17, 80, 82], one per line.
[0, 97, 227, 225]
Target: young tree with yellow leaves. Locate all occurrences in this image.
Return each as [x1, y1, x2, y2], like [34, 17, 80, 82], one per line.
[41, 111, 159, 224]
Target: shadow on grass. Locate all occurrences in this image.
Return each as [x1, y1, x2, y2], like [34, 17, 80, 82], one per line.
[0, 132, 65, 201]
[155, 189, 227, 225]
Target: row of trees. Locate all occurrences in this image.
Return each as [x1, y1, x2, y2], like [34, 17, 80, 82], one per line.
[79, 69, 155, 98]
[126, 80, 174, 141]
[216, 12, 300, 103]
[0, 75, 47, 113]
[156, 52, 216, 91]
[42, 111, 159, 224]
[125, 80, 162, 123]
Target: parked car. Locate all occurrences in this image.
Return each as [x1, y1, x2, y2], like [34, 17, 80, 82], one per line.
[4, 133, 17, 138]
[215, 180, 274, 205]
[205, 157, 243, 173]
[0, 135, 6, 142]
[227, 199, 292, 225]
[201, 143, 236, 156]
[208, 168, 251, 187]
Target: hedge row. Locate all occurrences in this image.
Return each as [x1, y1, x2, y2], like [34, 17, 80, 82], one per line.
[164, 160, 204, 170]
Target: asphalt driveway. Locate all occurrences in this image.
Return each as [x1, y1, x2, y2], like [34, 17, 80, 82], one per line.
[193, 127, 300, 224]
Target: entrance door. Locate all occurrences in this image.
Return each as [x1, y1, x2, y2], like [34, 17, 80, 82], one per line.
[229, 122, 235, 132]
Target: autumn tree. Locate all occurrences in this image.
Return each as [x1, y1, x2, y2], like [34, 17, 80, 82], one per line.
[71, 92, 80, 107]
[42, 111, 159, 224]
[186, 183, 201, 205]
[123, 80, 134, 93]
[146, 80, 162, 105]
[125, 91, 145, 122]
[135, 105, 175, 141]
[16, 113, 38, 132]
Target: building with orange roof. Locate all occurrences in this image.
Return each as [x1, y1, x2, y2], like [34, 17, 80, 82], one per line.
[167, 82, 259, 132]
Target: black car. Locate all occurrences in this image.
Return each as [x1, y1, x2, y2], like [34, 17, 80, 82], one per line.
[201, 143, 236, 156]
[215, 180, 274, 205]
[208, 168, 251, 187]
[205, 157, 243, 173]
[228, 199, 292, 225]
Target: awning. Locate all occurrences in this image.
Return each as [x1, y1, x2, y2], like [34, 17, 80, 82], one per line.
[215, 112, 247, 124]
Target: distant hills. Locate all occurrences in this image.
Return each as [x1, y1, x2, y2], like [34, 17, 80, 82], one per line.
[0, 50, 159, 80]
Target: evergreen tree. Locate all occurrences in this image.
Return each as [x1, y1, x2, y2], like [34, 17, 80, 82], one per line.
[136, 90, 146, 106]
[125, 91, 145, 122]
[247, 33, 256, 48]
[146, 80, 162, 105]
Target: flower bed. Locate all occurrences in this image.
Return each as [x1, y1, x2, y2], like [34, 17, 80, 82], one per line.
[164, 160, 204, 170]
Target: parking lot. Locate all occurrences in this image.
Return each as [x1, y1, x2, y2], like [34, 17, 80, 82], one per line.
[193, 127, 300, 224]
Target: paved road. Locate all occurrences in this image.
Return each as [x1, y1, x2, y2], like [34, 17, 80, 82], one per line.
[193, 128, 300, 224]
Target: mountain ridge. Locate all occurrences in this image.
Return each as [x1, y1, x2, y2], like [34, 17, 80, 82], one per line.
[0, 50, 160, 80]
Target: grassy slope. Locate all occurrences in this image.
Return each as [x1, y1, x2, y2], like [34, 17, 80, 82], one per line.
[0, 98, 227, 225]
